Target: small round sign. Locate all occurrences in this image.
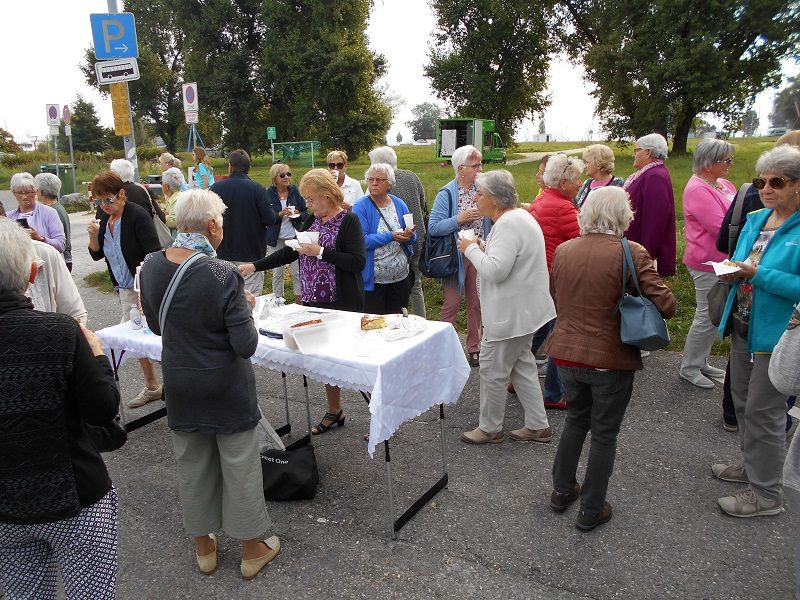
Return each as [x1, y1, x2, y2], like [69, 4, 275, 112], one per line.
[185, 86, 195, 104]
[48, 105, 58, 120]
[62, 105, 71, 125]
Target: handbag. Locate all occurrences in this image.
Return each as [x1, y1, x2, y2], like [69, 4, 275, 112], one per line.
[152, 213, 174, 249]
[368, 197, 415, 288]
[614, 238, 671, 350]
[261, 438, 319, 501]
[419, 187, 459, 279]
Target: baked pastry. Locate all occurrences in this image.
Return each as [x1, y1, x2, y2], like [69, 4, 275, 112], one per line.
[291, 318, 323, 329]
[360, 314, 386, 330]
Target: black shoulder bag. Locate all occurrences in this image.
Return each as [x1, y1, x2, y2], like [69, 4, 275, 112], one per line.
[419, 187, 459, 279]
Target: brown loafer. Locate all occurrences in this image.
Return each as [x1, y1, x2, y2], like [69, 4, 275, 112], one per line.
[241, 536, 281, 580]
[576, 502, 613, 531]
[508, 426, 553, 443]
[460, 428, 506, 444]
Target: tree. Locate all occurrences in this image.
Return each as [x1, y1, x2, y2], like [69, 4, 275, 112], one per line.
[0, 128, 22, 153]
[769, 77, 800, 129]
[396, 132, 403, 144]
[424, 1, 552, 144]
[556, 0, 800, 153]
[59, 96, 107, 153]
[692, 116, 715, 137]
[406, 102, 441, 140]
[741, 109, 759, 136]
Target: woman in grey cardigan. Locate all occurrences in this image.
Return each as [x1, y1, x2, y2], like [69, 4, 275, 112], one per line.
[139, 190, 281, 581]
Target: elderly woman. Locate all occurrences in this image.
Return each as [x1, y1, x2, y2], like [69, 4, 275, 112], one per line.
[109, 158, 166, 223]
[526, 153, 583, 409]
[87, 171, 163, 409]
[160, 152, 189, 191]
[575, 144, 624, 209]
[457, 170, 554, 444]
[352, 163, 417, 314]
[192, 146, 215, 189]
[678, 138, 736, 388]
[239, 169, 366, 435]
[327, 150, 363, 207]
[0, 219, 120, 598]
[162, 167, 187, 237]
[369, 145, 428, 317]
[520, 154, 550, 211]
[543, 187, 676, 531]
[265, 163, 306, 298]
[139, 190, 280, 580]
[713, 145, 800, 518]
[623, 133, 676, 276]
[33, 172, 72, 271]
[428, 144, 492, 367]
[8, 172, 66, 253]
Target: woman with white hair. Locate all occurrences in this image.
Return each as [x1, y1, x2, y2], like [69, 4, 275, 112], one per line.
[109, 158, 166, 223]
[623, 133, 676, 277]
[34, 172, 72, 271]
[139, 189, 281, 580]
[428, 144, 492, 367]
[369, 145, 428, 317]
[678, 138, 735, 388]
[543, 186, 676, 531]
[0, 218, 121, 598]
[159, 153, 188, 191]
[161, 166, 187, 237]
[457, 170, 554, 444]
[575, 144, 624, 209]
[352, 163, 417, 314]
[7, 172, 66, 254]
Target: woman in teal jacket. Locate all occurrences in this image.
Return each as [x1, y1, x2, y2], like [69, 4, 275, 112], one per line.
[713, 145, 800, 519]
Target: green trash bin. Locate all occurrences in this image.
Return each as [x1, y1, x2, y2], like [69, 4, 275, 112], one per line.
[39, 163, 76, 195]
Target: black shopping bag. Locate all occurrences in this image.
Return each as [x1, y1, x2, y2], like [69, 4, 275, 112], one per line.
[261, 439, 319, 501]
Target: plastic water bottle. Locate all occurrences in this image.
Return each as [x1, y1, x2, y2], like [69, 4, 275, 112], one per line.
[130, 304, 143, 330]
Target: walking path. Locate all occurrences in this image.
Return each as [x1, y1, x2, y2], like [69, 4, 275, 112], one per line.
[506, 148, 587, 166]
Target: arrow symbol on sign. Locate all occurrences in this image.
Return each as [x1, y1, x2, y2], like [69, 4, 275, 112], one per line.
[114, 44, 129, 52]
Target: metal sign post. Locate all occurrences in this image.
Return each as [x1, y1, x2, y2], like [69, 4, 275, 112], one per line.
[46, 104, 60, 180]
[63, 105, 77, 195]
[267, 126, 276, 163]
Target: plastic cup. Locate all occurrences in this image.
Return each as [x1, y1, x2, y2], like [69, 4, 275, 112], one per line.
[461, 229, 475, 241]
[403, 214, 414, 229]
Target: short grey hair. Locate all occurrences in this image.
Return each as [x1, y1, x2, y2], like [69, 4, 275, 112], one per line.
[364, 163, 396, 187]
[755, 145, 800, 181]
[10, 172, 36, 192]
[159, 152, 182, 169]
[636, 134, 669, 160]
[578, 186, 634, 237]
[451, 144, 481, 173]
[543, 153, 585, 188]
[693, 139, 734, 174]
[0, 218, 36, 294]
[161, 167, 186, 192]
[175, 189, 227, 233]
[109, 159, 135, 182]
[34, 172, 61, 199]
[368, 146, 398, 170]
[476, 169, 518, 210]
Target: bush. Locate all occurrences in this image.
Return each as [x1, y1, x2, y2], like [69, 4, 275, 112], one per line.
[1, 151, 52, 169]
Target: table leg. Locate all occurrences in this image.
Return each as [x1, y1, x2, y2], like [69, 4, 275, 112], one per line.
[440, 404, 448, 486]
[111, 349, 128, 428]
[303, 375, 312, 436]
[384, 440, 397, 540]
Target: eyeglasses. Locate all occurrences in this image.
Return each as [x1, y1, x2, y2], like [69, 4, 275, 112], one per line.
[716, 158, 734, 165]
[752, 176, 797, 190]
[13, 190, 36, 197]
[278, 172, 292, 178]
[463, 162, 482, 170]
[328, 162, 345, 169]
[98, 194, 119, 205]
[367, 177, 388, 183]
[633, 147, 645, 153]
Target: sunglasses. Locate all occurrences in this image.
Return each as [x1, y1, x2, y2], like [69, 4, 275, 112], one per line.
[278, 172, 292, 178]
[328, 162, 345, 169]
[98, 194, 119, 205]
[752, 176, 796, 190]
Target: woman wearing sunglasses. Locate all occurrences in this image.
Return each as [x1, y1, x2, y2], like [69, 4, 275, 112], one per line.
[265, 163, 306, 298]
[327, 150, 363, 207]
[713, 144, 800, 519]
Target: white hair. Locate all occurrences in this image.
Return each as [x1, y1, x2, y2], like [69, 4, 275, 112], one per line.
[364, 163, 396, 187]
[0, 218, 36, 294]
[175, 189, 227, 233]
[578, 187, 634, 237]
[368, 146, 398, 169]
[543, 153, 585, 188]
[10, 172, 36, 192]
[159, 152, 182, 169]
[636, 134, 669, 160]
[756, 144, 800, 180]
[476, 170, 518, 210]
[109, 159, 135, 182]
[451, 145, 481, 173]
[34, 172, 62, 199]
[161, 167, 186, 192]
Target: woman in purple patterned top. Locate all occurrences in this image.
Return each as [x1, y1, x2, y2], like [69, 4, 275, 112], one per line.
[239, 169, 366, 434]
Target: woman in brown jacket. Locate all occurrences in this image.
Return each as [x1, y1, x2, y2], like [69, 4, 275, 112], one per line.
[542, 186, 676, 531]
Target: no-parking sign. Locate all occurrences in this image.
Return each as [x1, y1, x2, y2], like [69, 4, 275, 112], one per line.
[182, 83, 198, 112]
[46, 104, 59, 126]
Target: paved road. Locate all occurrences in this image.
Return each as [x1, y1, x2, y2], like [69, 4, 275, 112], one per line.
[506, 148, 587, 166]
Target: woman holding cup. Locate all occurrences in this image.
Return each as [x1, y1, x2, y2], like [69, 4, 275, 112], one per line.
[265, 163, 306, 298]
[352, 163, 417, 314]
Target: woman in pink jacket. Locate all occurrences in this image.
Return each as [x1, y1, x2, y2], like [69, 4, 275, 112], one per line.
[679, 138, 735, 388]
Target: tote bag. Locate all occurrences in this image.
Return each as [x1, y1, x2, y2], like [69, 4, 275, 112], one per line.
[419, 187, 459, 279]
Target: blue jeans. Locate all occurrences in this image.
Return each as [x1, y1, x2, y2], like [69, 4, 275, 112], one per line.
[531, 319, 565, 402]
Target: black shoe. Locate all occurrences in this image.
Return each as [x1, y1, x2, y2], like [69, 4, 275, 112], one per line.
[575, 501, 612, 531]
[311, 410, 345, 435]
[550, 483, 580, 513]
[468, 352, 480, 368]
[723, 419, 738, 433]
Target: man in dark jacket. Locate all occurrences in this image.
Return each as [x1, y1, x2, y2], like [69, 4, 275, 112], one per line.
[210, 149, 276, 294]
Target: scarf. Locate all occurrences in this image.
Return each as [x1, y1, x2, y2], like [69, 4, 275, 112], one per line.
[172, 232, 216, 257]
[623, 160, 664, 190]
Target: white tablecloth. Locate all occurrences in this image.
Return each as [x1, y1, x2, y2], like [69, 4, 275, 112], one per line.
[96, 311, 471, 457]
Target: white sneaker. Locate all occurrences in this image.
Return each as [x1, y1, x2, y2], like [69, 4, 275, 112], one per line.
[717, 488, 783, 518]
[129, 385, 163, 409]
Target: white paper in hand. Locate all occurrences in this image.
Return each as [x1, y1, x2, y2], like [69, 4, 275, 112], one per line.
[703, 260, 741, 276]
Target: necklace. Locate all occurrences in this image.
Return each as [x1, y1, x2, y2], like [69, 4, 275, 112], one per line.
[694, 174, 720, 189]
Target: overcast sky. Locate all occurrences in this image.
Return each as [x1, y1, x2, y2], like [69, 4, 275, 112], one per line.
[1, 0, 795, 147]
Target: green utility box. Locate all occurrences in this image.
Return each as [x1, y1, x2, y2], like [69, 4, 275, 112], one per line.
[39, 163, 76, 195]
[435, 118, 506, 164]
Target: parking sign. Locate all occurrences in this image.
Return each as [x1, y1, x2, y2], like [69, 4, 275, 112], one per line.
[90, 13, 139, 59]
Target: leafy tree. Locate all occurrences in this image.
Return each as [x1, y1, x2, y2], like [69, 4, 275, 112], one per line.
[741, 109, 759, 136]
[396, 132, 403, 143]
[692, 117, 715, 136]
[406, 102, 441, 140]
[556, 0, 800, 153]
[769, 77, 800, 129]
[0, 128, 22, 153]
[57, 96, 107, 153]
[425, 1, 552, 144]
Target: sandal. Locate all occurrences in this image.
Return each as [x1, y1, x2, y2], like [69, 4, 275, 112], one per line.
[311, 410, 345, 435]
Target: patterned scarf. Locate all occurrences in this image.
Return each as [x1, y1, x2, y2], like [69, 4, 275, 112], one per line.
[172, 232, 216, 257]
[623, 160, 664, 190]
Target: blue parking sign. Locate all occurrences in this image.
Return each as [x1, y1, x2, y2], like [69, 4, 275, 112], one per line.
[90, 13, 139, 60]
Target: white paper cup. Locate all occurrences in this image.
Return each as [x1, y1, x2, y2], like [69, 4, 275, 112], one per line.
[460, 229, 475, 241]
[306, 231, 320, 244]
[403, 214, 414, 229]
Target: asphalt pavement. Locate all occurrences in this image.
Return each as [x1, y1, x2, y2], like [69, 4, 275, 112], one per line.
[4, 201, 797, 599]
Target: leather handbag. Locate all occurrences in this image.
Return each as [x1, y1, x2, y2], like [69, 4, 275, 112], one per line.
[614, 238, 671, 351]
[419, 187, 459, 279]
[261, 439, 319, 501]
